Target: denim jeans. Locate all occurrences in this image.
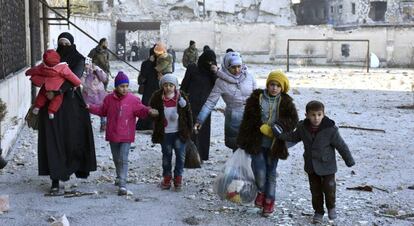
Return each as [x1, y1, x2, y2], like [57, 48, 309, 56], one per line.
[251, 147, 279, 200]
[109, 142, 131, 188]
[161, 133, 186, 177]
[100, 117, 107, 126]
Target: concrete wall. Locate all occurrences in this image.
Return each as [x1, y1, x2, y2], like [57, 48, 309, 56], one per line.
[0, 71, 32, 155]
[166, 22, 413, 66]
[0, 0, 37, 156]
[47, 16, 414, 66]
[48, 16, 114, 57]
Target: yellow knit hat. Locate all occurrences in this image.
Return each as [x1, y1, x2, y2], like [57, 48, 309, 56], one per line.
[266, 70, 290, 93]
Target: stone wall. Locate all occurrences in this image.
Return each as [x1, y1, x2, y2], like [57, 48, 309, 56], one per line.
[166, 21, 413, 66]
[47, 16, 414, 67]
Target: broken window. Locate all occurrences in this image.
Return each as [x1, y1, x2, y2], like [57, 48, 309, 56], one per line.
[331, 6, 334, 13]
[352, 3, 356, 14]
[341, 44, 350, 57]
[293, 0, 329, 25]
[368, 2, 387, 21]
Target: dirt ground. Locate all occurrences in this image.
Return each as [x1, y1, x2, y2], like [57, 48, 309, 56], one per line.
[0, 63, 413, 226]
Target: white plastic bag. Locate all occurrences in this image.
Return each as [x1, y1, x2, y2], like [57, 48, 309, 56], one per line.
[213, 149, 257, 204]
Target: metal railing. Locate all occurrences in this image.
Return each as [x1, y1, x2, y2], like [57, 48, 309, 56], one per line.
[38, 0, 140, 72]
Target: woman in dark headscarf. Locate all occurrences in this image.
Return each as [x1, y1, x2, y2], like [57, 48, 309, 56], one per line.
[136, 45, 159, 130]
[181, 49, 218, 160]
[37, 32, 96, 193]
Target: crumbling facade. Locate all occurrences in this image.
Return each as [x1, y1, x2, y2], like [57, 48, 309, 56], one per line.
[87, 0, 414, 27]
[327, 0, 414, 26]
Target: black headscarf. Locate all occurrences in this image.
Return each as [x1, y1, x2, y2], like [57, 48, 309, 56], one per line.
[56, 32, 84, 70]
[197, 49, 217, 71]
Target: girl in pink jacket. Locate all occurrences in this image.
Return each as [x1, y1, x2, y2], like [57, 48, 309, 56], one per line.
[88, 71, 158, 195]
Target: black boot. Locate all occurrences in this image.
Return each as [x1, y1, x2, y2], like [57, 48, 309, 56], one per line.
[50, 179, 59, 193]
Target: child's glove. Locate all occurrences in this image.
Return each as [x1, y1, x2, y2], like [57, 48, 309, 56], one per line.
[271, 122, 284, 137]
[178, 96, 187, 107]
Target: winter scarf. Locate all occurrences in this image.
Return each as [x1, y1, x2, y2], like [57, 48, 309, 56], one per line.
[150, 89, 193, 143]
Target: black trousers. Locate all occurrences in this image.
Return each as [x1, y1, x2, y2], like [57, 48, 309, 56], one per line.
[307, 173, 336, 214]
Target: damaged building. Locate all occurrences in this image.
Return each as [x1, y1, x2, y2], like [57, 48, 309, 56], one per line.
[326, 0, 414, 26]
[90, 0, 414, 26]
[47, 0, 414, 67]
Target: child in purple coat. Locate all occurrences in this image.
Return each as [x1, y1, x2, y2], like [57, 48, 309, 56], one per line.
[81, 57, 108, 131]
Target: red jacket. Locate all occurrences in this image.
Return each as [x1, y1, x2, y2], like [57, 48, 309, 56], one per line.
[26, 62, 81, 91]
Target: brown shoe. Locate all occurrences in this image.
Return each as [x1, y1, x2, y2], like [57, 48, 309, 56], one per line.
[161, 176, 172, 190]
[173, 176, 182, 191]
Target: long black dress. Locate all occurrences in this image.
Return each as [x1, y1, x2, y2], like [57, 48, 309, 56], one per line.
[136, 51, 159, 130]
[37, 44, 96, 181]
[181, 50, 217, 160]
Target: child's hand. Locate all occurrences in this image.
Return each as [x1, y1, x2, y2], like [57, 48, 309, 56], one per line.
[194, 122, 202, 134]
[210, 65, 218, 73]
[346, 159, 355, 167]
[85, 104, 90, 109]
[149, 109, 159, 117]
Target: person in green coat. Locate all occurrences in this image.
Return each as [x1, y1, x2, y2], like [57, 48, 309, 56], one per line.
[182, 40, 198, 68]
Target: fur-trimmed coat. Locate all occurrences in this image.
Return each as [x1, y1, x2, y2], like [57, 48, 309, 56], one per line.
[150, 89, 193, 143]
[237, 89, 298, 159]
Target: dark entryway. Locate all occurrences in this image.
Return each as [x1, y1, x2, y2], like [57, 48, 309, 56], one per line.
[368, 2, 387, 21]
[116, 21, 161, 61]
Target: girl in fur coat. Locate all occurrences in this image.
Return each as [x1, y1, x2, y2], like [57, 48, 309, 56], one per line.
[150, 74, 193, 191]
[237, 71, 298, 217]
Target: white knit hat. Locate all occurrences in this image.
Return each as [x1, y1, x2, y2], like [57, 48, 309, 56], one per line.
[159, 73, 179, 87]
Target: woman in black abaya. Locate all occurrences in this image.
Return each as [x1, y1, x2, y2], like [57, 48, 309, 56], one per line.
[37, 32, 97, 193]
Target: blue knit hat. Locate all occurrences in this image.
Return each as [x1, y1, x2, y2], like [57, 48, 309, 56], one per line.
[115, 71, 129, 87]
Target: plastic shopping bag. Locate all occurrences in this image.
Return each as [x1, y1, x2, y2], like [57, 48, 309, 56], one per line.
[213, 148, 257, 204]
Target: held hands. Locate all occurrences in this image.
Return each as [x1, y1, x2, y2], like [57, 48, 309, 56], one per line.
[149, 108, 159, 117]
[271, 122, 284, 137]
[193, 122, 202, 134]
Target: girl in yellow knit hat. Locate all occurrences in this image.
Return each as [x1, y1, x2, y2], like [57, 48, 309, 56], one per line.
[237, 70, 298, 217]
